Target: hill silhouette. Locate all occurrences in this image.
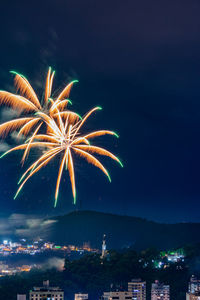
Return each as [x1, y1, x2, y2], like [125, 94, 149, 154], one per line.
[47, 210, 200, 250]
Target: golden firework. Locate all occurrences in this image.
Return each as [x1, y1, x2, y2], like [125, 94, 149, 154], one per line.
[0, 67, 79, 139]
[1, 106, 122, 206]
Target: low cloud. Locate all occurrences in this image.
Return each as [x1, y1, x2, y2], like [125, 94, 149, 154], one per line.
[0, 214, 57, 240]
[42, 257, 65, 271]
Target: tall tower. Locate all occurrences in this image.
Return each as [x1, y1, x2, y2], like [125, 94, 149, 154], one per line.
[101, 234, 107, 259]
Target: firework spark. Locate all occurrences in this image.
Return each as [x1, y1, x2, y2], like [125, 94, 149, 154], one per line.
[1, 106, 123, 206]
[0, 67, 79, 139]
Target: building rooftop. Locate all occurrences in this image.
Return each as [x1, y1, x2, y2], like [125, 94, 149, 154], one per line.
[31, 280, 63, 292]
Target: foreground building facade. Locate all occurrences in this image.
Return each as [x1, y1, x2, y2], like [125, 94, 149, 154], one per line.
[29, 280, 64, 300]
[151, 280, 170, 300]
[75, 294, 88, 300]
[186, 276, 200, 300]
[101, 291, 133, 300]
[128, 279, 146, 300]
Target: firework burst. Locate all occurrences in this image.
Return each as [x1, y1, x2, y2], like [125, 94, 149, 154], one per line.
[0, 68, 122, 207]
[1, 106, 122, 206]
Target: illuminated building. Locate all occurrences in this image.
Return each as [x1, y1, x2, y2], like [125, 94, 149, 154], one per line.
[82, 242, 91, 251]
[29, 280, 64, 300]
[186, 292, 200, 300]
[189, 276, 200, 294]
[19, 265, 31, 272]
[186, 276, 200, 300]
[17, 295, 26, 300]
[75, 294, 88, 300]
[128, 279, 146, 300]
[101, 291, 133, 300]
[151, 280, 170, 300]
[44, 243, 54, 249]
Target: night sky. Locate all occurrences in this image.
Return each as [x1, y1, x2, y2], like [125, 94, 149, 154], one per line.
[0, 0, 200, 222]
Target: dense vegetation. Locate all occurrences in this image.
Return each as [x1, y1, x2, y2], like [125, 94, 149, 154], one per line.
[1, 245, 199, 300]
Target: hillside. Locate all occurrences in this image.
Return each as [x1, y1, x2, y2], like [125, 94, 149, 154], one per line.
[46, 211, 200, 250]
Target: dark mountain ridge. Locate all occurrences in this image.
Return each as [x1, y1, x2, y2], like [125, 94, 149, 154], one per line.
[47, 210, 200, 250]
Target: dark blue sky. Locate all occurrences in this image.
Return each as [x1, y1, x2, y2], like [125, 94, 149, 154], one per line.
[0, 0, 200, 222]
